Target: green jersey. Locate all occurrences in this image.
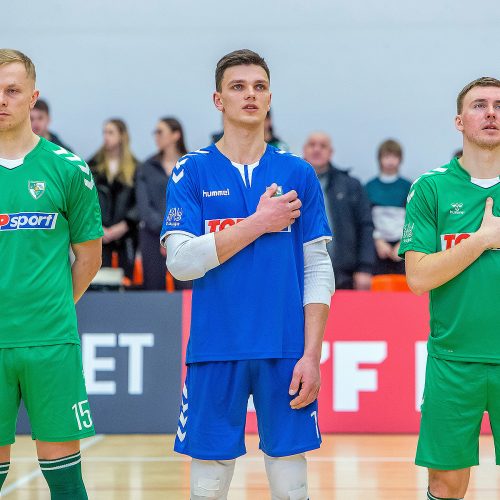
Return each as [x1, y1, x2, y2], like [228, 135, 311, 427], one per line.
[399, 157, 500, 363]
[0, 138, 103, 348]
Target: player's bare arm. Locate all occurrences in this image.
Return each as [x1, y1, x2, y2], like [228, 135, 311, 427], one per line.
[406, 197, 500, 294]
[71, 238, 102, 303]
[214, 183, 301, 264]
[289, 303, 329, 410]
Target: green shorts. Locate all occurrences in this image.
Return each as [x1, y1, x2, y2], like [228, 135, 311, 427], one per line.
[417, 355, 500, 470]
[0, 344, 95, 446]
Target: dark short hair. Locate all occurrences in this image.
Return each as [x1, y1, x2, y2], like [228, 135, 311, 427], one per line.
[457, 77, 500, 113]
[378, 139, 403, 162]
[33, 99, 50, 115]
[215, 49, 270, 92]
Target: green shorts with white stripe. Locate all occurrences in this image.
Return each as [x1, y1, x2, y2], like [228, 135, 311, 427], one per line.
[0, 344, 95, 445]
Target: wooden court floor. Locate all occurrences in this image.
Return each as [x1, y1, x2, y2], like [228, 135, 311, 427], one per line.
[2, 434, 499, 499]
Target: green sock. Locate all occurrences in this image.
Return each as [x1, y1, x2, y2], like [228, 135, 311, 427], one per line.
[427, 490, 463, 500]
[39, 452, 88, 499]
[0, 461, 10, 490]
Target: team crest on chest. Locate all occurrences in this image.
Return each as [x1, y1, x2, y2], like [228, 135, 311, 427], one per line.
[28, 181, 46, 200]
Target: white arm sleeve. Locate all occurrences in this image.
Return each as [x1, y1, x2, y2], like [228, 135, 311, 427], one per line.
[303, 238, 335, 306]
[165, 232, 220, 281]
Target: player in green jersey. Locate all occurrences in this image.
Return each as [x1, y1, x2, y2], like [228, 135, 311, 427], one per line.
[399, 77, 500, 500]
[0, 49, 103, 499]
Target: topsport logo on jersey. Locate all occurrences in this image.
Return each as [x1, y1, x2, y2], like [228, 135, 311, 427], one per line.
[205, 217, 291, 233]
[0, 212, 58, 231]
[441, 232, 500, 251]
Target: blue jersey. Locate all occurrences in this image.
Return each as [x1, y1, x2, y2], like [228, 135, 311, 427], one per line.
[161, 144, 331, 363]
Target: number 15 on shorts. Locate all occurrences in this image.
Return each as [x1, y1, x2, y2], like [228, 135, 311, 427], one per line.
[72, 400, 93, 431]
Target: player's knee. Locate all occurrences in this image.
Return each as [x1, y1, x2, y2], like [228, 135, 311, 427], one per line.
[428, 469, 467, 499]
[264, 453, 308, 500]
[190, 458, 235, 499]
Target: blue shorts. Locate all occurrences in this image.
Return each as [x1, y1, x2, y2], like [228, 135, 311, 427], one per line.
[174, 359, 321, 460]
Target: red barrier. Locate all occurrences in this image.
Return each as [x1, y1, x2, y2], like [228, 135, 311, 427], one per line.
[181, 291, 491, 433]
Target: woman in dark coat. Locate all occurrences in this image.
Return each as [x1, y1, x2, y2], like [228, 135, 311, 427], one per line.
[135, 117, 191, 290]
[88, 118, 139, 280]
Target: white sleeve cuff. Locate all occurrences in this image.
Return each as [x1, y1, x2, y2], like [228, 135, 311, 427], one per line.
[166, 232, 220, 281]
[303, 239, 335, 306]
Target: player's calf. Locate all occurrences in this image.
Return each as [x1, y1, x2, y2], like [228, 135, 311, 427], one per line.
[264, 452, 308, 500]
[39, 451, 88, 500]
[190, 458, 235, 499]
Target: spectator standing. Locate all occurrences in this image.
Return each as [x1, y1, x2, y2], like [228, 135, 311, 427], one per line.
[264, 110, 288, 150]
[88, 119, 138, 280]
[30, 98, 72, 151]
[365, 139, 412, 275]
[136, 117, 191, 290]
[303, 132, 375, 289]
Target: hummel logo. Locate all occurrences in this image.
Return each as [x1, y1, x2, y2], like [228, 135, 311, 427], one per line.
[203, 188, 230, 197]
[54, 147, 94, 191]
[186, 149, 209, 156]
[177, 428, 186, 442]
[171, 158, 188, 184]
[175, 158, 188, 170]
[179, 413, 188, 427]
[172, 171, 184, 184]
[450, 202, 464, 215]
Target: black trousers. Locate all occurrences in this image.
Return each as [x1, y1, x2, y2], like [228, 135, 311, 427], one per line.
[139, 228, 192, 290]
[102, 236, 136, 279]
[373, 241, 405, 275]
[333, 269, 354, 290]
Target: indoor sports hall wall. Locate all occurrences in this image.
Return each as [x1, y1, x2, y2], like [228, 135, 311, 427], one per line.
[18, 291, 492, 435]
[4, 0, 500, 181]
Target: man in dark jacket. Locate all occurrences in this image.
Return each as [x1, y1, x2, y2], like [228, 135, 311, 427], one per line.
[303, 132, 375, 289]
[30, 99, 72, 151]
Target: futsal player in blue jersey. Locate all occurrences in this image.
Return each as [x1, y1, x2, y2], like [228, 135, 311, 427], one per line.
[161, 49, 335, 500]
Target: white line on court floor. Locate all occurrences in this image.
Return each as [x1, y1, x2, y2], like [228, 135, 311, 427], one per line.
[1, 434, 104, 497]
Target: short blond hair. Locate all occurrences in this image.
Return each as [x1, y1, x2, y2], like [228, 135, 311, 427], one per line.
[457, 76, 500, 113]
[0, 49, 36, 82]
